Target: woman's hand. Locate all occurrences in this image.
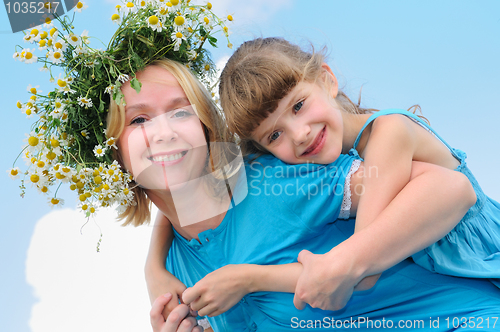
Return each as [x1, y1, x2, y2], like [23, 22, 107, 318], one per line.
[182, 264, 252, 317]
[147, 267, 189, 319]
[151, 293, 204, 332]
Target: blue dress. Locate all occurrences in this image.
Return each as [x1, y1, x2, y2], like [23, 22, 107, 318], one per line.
[350, 109, 500, 287]
[166, 153, 500, 331]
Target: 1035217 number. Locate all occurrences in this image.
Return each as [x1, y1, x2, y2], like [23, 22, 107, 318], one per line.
[5, 2, 60, 14]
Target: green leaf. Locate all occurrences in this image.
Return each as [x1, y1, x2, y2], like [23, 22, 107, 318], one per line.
[130, 77, 142, 94]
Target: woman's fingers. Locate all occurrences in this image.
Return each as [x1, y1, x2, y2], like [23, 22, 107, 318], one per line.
[151, 293, 173, 330]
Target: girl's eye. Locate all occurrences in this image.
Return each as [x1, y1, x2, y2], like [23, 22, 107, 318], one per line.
[269, 131, 282, 143]
[293, 101, 304, 113]
[130, 117, 146, 125]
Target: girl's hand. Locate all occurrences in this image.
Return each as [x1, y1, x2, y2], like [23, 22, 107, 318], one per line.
[151, 293, 204, 332]
[182, 264, 252, 317]
[293, 249, 362, 311]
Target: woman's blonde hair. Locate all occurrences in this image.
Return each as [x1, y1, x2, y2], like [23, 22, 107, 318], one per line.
[107, 59, 239, 226]
[219, 37, 426, 155]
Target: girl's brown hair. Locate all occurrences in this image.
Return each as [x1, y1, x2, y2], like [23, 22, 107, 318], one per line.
[219, 37, 381, 155]
[107, 59, 240, 226]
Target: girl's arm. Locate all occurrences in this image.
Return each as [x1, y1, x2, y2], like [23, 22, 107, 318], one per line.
[145, 211, 188, 317]
[293, 118, 476, 311]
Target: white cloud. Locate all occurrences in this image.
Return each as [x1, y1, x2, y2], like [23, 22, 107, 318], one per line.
[26, 207, 155, 332]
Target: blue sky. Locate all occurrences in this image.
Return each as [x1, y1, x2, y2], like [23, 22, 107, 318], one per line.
[1, 1, 499, 331]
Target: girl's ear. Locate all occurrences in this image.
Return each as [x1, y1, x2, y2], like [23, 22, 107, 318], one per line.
[321, 63, 338, 98]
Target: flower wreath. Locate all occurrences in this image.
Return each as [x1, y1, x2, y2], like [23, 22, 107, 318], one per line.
[8, 0, 233, 221]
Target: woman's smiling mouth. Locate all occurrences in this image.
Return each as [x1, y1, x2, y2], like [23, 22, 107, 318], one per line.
[148, 151, 188, 163]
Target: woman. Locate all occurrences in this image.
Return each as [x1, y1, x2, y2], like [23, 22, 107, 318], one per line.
[109, 59, 499, 332]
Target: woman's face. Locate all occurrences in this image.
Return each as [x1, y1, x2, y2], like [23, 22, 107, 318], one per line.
[118, 65, 208, 192]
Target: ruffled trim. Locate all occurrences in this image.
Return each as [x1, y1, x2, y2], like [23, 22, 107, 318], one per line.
[339, 159, 362, 219]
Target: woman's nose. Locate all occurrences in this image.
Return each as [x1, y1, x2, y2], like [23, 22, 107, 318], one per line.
[149, 113, 178, 143]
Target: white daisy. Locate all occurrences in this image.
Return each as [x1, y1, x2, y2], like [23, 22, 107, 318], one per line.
[147, 15, 163, 32]
[77, 96, 93, 108]
[81, 129, 90, 139]
[47, 50, 64, 64]
[74, 1, 88, 12]
[93, 144, 107, 158]
[105, 137, 118, 149]
[117, 74, 129, 83]
[171, 31, 186, 51]
[7, 167, 21, 180]
[105, 85, 116, 95]
[21, 48, 38, 64]
[66, 33, 81, 47]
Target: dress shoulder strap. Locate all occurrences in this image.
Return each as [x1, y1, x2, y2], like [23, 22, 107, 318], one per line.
[351, 109, 456, 154]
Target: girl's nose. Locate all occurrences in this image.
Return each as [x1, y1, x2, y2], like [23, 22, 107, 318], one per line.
[291, 124, 310, 146]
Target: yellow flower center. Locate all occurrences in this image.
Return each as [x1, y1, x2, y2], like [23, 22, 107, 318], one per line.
[47, 39, 53, 46]
[204, 17, 209, 24]
[126, 2, 134, 8]
[159, 8, 167, 15]
[30, 174, 40, 183]
[44, 17, 51, 25]
[77, 2, 83, 9]
[31, 29, 39, 36]
[174, 16, 185, 26]
[223, 26, 229, 33]
[176, 32, 183, 38]
[111, 14, 120, 21]
[204, 64, 210, 71]
[171, 0, 179, 5]
[25, 52, 33, 60]
[79, 194, 86, 201]
[71, 35, 78, 42]
[41, 186, 48, 193]
[148, 15, 159, 25]
[51, 198, 60, 205]
[55, 172, 65, 179]
[11, 169, 19, 176]
[94, 176, 102, 184]
[207, 2, 212, 9]
[39, 40, 46, 47]
[28, 136, 39, 146]
[26, 109, 32, 116]
[50, 139, 59, 147]
[123, 188, 129, 195]
[57, 79, 67, 87]
[30, 87, 37, 94]
[55, 42, 63, 49]
[96, 148, 103, 154]
[76, 181, 84, 189]
[37, 160, 45, 168]
[90, 207, 96, 213]
[46, 152, 56, 160]
[103, 184, 110, 191]
[17, 101, 22, 108]
[50, 28, 57, 36]
[227, 14, 233, 21]
[106, 139, 115, 146]
[55, 102, 62, 108]
[70, 184, 77, 190]
[81, 204, 88, 210]
[141, 0, 146, 6]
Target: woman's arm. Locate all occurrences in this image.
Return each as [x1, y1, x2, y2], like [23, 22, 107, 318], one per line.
[145, 211, 188, 316]
[182, 263, 303, 317]
[293, 160, 476, 311]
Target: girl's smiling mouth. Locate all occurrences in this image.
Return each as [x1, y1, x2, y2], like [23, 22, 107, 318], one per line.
[301, 126, 326, 157]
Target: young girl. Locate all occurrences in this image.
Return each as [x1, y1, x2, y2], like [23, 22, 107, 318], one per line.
[216, 37, 500, 305]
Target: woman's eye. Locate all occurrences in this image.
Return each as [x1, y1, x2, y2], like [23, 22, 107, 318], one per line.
[130, 117, 146, 125]
[172, 110, 191, 118]
[293, 101, 304, 113]
[269, 131, 282, 143]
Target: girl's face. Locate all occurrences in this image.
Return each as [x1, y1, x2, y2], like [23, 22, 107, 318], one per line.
[251, 66, 343, 165]
[118, 65, 208, 191]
